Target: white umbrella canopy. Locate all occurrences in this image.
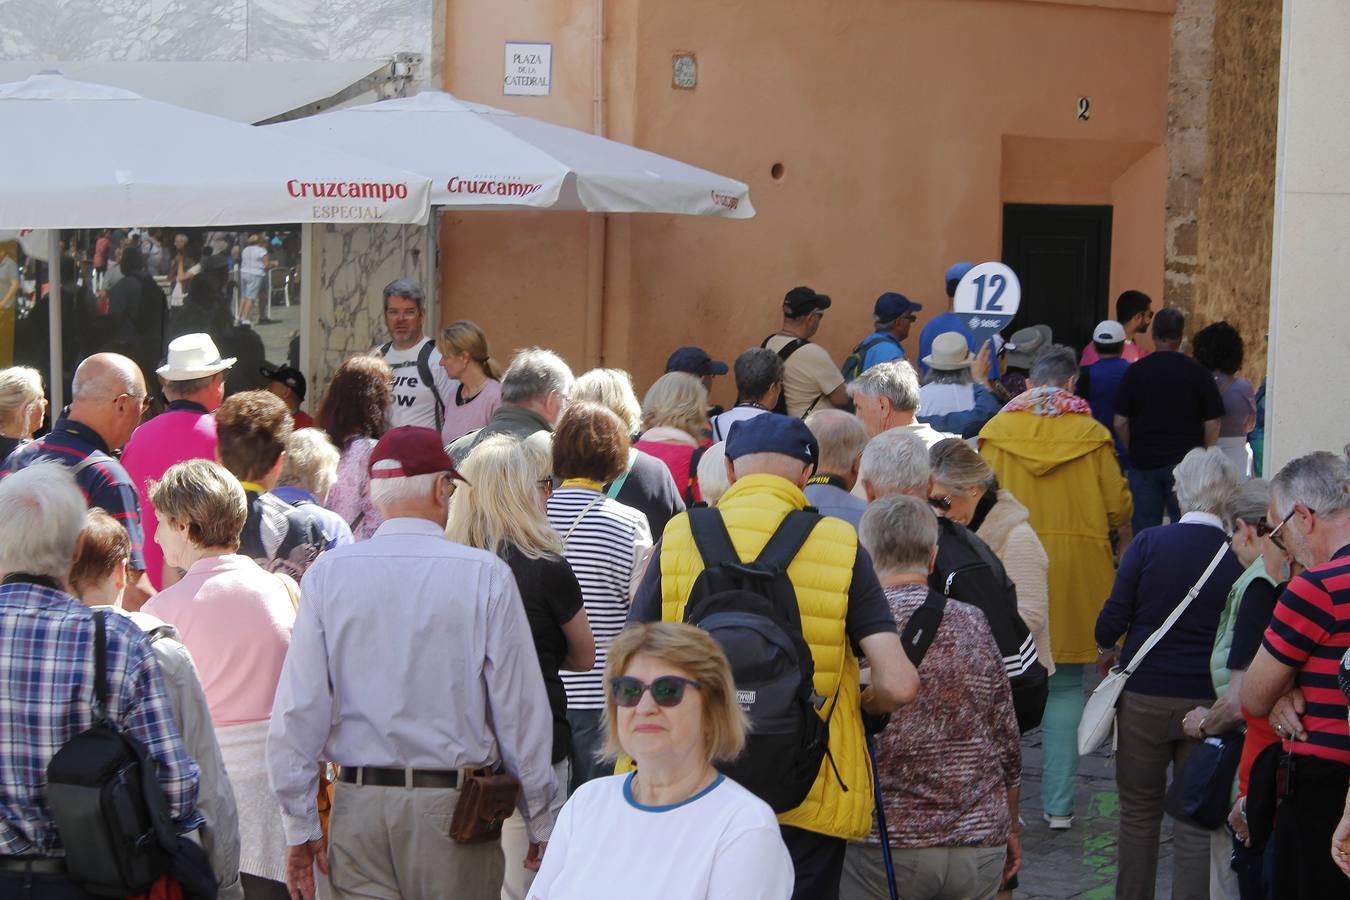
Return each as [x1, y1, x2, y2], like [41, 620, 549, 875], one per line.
[0, 72, 432, 228]
[267, 91, 754, 218]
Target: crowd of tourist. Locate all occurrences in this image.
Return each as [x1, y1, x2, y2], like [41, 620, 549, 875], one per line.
[0, 267, 1345, 900]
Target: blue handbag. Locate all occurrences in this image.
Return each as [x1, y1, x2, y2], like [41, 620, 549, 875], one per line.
[1165, 731, 1244, 829]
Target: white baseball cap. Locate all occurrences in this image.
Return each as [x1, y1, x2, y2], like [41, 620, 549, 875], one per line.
[1093, 320, 1127, 344]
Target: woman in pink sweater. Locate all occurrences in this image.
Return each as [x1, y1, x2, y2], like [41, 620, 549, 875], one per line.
[634, 372, 710, 506]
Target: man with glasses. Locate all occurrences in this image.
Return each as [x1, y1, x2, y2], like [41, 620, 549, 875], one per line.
[844, 291, 922, 378]
[761, 286, 851, 417]
[376, 279, 455, 432]
[1242, 451, 1350, 899]
[1, 352, 157, 607]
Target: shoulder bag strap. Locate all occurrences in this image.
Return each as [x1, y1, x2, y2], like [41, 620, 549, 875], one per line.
[899, 588, 950, 668]
[605, 448, 638, 500]
[93, 610, 109, 724]
[687, 506, 741, 568]
[562, 495, 607, 544]
[1122, 541, 1231, 677]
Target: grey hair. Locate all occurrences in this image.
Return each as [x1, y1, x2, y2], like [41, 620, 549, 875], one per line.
[733, 348, 784, 401]
[1271, 451, 1350, 520]
[278, 428, 341, 500]
[572, 369, 642, 435]
[1029, 345, 1080, 388]
[0, 462, 87, 581]
[369, 471, 442, 510]
[70, 355, 138, 401]
[847, 360, 921, 413]
[1172, 447, 1237, 519]
[858, 428, 930, 496]
[501, 347, 575, 406]
[924, 368, 973, 386]
[160, 373, 215, 400]
[382, 278, 425, 309]
[805, 410, 868, 476]
[697, 441, 730, 505]
[1230, 478, 1270, 529]
[731, 452, 809, 483]
[859, 495, 939, 577]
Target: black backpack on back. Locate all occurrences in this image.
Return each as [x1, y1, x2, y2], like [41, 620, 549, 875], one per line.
[759, 336, 808, 415]
[46, 611, 177, 896]
[682, 507, 833, 812]
[930, 518, 1048, 733]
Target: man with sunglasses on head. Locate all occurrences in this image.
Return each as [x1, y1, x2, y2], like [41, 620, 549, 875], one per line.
[630, 414, 918, 900]
[1, 352, 158, 607]
[268, 427, 558, 900]
[1242, 451, 1350, 900]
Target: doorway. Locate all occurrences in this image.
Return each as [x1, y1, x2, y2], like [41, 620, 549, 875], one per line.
[1001, 204, 1113, 355]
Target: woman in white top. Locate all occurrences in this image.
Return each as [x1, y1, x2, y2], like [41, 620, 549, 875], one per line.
[546, 401, 653, 791]
[438, 319, 504, 444]
[238, 233, 269, 325]
[529, 622, 793, 900]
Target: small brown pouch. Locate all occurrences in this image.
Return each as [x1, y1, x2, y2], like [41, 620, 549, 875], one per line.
[450, 771, 522, 844]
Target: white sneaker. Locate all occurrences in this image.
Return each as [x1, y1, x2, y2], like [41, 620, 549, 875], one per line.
[1043, 812, 1075, 830]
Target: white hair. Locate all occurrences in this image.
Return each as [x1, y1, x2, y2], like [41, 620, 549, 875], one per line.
[1172, 447, 1237, 519]
[730, 452, 809, 483]
[278, 428, 341, 501]
[369, 471, 441, 510]
[0, 462, 88, 581]
[858, 428, 930, 496]
[847, 360, 921, 412]
[697, 442, 730, 505]
[860, 495, 938, 576]
[805, 409, 868, 476]
[1230, 479, 1270, 529]
[1271, 451, 1350, 520]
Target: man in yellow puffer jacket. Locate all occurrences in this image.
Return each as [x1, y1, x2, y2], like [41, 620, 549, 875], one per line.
[631, 413, 917, 900]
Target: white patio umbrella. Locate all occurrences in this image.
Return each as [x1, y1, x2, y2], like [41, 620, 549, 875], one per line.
[267, 91, 754, 218]
[0, 72, 433, 413]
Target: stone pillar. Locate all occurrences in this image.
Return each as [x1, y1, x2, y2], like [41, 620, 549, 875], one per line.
[1164, 0, 1215, 313]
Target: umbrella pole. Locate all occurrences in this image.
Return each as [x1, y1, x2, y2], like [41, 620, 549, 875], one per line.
[48, 230, 63, 418]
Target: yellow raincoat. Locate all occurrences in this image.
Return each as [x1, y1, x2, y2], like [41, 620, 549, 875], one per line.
[979, 400, 1132, 664]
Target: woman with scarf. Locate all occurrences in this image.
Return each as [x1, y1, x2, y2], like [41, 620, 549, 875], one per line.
[978, 344, 1132, 833]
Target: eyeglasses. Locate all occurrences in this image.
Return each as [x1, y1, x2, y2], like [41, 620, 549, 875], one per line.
[117, 392, 150, 412]
[928, 495, 953, 511]
[901, 314, 918, 322]
[1259, 507, 1314, 551]
[537, 477, 554, 493]
[610, 675, 702, 708]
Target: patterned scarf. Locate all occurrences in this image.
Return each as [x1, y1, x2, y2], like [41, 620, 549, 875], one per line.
[999, 385, 1092, 418]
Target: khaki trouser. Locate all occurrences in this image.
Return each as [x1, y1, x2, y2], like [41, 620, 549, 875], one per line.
[840, 841, 1005, 900]
[328, 780, 505, 899]
[1114, 691, 1211, 900]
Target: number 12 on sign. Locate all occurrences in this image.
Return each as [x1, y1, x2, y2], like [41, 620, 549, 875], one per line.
[969, 274, 1007, 312]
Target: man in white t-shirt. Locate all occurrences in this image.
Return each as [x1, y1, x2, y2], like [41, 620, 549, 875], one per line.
[760, 286, 851, 418]
[376, 278, 455, 432]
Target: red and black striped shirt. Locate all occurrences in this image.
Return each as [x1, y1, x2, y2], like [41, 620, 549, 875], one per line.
[1262, 545, 1350, 763]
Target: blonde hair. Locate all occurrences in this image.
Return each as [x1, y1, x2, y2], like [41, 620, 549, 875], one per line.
[0, 366, 45, 435]
[446, 435, 562, 560]
[601, 623, 748, 764]
[439, 320, 502, 380]
[929, 437, 997, 493]
[573, 369, 643, 436]
[641, 372, 709, 438]
[149, 459, 248, 550]
[278, 428, 341, 501]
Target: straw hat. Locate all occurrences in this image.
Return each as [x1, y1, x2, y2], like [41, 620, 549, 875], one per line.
[923, 332, 976, 371]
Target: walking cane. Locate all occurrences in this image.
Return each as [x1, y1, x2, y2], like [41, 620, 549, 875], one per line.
[866, 733, 899, 900]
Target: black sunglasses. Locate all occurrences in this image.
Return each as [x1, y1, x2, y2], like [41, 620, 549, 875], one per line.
[610, 675, 702, 708]
[928, 495, 953, 512]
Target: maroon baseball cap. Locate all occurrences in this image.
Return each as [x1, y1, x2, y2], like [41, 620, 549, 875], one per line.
[369, 426, 468, 482]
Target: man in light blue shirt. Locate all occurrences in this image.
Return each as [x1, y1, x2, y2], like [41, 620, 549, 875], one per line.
[843, 292, 921, 380]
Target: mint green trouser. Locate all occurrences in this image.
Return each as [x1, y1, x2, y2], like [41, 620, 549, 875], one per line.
[1041, 663, 1086, 817]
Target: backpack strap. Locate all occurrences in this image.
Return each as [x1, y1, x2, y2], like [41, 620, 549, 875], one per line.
[754, 509, 821, 572]
[684, 446, 708, 505]
[416, 339, 445, 432]
[899, 588, 949, 667]
[93, 610, 109, 724]
[68, 454, 107, 478]
[379, 340, 393, 355]
[687, 506, 741, 569]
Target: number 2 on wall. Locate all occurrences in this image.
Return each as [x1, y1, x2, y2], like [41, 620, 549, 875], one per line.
[970, 274, 1007, 312]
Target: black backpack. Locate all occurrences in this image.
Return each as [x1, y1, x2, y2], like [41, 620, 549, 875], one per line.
[682, 507, 834, 812]
[930, 518, 1048, 733]
[759, 336, 808, 416]
[380, 338, 445, 432]
[840, 332, 900, 383]
[46, 611, 177, 896]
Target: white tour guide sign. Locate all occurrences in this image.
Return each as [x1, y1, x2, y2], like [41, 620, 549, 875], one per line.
[953, 261, 1022, 350]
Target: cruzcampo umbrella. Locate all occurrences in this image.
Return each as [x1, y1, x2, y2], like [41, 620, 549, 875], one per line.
[267, 90, 753, 218]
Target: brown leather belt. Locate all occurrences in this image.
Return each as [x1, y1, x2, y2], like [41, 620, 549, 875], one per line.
[0, 856, 66, 874]
[340, 766, 492, 789]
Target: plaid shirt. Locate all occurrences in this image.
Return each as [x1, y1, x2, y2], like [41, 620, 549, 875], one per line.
[0, 580, 202, 856]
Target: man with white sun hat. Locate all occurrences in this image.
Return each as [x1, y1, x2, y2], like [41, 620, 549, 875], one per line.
[122, 333, 237, 591]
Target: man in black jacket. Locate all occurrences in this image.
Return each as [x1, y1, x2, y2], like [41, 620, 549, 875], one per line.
[858, 427, 1046, 731]
[105, 245, 168, 387]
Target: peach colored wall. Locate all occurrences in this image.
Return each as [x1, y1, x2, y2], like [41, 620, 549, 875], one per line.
[440, 0, 1172, 408]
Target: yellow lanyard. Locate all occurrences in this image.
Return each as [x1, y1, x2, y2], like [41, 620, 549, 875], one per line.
[560, 478, 604, 492]
[239, 480, 266, 493]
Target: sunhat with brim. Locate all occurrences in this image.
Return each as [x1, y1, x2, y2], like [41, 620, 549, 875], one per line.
[156, 333, 236, 380]
[1004, 324, 1053, 369]
[922, 331, 976, 371]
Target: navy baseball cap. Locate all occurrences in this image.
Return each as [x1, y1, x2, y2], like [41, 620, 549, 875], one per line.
[665, 346, 728, 377]
[725, 414, 818, 472]
[944, 261, 974, 286]
[874, 292, 922, 324]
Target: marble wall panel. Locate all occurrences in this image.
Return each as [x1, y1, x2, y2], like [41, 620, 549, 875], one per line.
[247, 0, 328, 61]
[326, 0, 431, 61]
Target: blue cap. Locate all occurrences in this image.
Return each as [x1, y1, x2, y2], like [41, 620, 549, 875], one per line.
[725, 414, 818, 472]
[944, 261, 974, 286]
[665, 346, 728, 376]
[874, 292, 922, 323]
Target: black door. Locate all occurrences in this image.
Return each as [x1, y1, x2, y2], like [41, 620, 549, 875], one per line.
[1001, 204, 1112, 355]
